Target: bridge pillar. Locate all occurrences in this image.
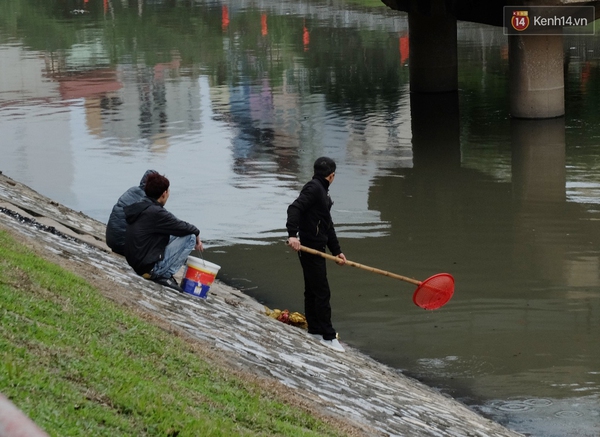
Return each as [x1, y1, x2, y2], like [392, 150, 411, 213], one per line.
[408, 12, 457, 93]
[509, 35, 565, 118]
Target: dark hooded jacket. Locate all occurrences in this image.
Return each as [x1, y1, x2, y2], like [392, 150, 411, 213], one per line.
[106, 170, 156, 255]
[286, 175, 342, 255]
[124, 197, 200, 276]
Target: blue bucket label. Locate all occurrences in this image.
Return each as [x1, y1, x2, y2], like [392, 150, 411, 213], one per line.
[181, 278, 210, 299]
[198, 284, 210, 299]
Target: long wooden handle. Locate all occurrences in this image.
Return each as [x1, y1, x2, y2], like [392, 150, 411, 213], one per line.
[297, 244, 421, 286]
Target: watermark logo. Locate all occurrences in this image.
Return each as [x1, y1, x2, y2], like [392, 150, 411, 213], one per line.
[511, 11, 530, 32]
[504, 6, 595, 35]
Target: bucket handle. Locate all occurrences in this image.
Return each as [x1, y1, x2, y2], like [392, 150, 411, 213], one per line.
[197, 250, 206, 267]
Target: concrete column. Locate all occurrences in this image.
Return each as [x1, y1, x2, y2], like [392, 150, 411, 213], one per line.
[509, 35, 565, 118]
[408, 12, 458, 93]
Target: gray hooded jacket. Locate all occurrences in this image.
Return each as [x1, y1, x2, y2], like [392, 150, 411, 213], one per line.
[105, 170, 157, 255]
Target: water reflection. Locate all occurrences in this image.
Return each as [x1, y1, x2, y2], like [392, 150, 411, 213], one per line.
[1, 1, 600, 436]
[511, 118, 566, 203]
[410, 92, 461, 170]
[478, 395, 600, 437]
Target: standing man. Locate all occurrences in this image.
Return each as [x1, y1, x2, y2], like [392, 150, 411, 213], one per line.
[286, 157, 347, 352]
[124, 173, 203, 292]
[106, 169, 157, 255]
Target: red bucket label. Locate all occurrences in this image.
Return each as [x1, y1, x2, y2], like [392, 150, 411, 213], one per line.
[184, 266, 216, 285]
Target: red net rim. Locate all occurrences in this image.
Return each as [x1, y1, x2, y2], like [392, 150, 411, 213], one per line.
[412, 273, 454, 310]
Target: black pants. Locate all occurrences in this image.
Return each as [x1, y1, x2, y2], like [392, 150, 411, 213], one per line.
[299, 249, 336, 340]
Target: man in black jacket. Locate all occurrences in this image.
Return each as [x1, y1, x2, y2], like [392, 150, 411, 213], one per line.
[124, 173, 203, 292]
[106, 169, 157, 255]
[287, 157, 347, 352]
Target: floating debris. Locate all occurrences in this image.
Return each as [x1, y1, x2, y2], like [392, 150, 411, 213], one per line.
[265, 307, 308, 329]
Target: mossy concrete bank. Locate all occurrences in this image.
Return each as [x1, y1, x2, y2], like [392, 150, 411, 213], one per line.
[0, 173, 523, 437]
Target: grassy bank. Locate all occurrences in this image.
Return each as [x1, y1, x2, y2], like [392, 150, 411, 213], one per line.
[0, 229, 350, 437]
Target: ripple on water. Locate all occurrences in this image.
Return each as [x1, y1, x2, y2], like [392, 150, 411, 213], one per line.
[554, 410, 583, 418]
[479, 395, 600, 437]
[523, 398, 553, 407]
[494, 401, 533, 412]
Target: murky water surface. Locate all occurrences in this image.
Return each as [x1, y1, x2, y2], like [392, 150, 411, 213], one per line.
[1, 1, 600, 435]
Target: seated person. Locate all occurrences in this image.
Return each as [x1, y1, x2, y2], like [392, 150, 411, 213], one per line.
[124, 173, 203, 292]
[106, 169, 157, 255]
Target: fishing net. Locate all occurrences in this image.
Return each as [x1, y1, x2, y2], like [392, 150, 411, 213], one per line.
[412, 273, 455, 310]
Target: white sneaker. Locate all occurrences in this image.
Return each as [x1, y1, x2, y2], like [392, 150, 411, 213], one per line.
[309, 333, 322, 341]
[320, 338, 345, 352]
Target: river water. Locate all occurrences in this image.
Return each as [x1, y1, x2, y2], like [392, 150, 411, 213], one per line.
[1, 1, 599, 435]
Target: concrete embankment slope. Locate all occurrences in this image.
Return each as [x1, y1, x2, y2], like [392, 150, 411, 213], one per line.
[0, 173, 523, 437]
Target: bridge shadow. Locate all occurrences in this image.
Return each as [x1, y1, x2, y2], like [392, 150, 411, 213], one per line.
[367, 95, 600, 291]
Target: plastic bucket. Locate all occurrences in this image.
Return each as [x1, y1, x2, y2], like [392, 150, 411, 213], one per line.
[180, 256, 221, 299]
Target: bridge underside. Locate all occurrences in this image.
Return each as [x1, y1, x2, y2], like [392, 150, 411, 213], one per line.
[382, 0, 506, 27]
[382, 0, 596, 26]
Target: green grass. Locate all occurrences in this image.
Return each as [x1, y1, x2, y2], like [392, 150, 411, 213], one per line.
[0, 230, 350, 437]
